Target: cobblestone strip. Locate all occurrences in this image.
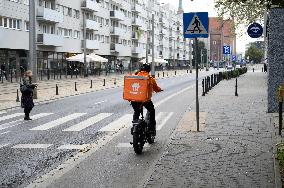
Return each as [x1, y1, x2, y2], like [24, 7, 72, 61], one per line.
[143, 72, 277, 188]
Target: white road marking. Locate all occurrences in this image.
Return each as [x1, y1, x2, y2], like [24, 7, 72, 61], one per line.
[0, 131, 10, 135]
[0, 113, 53, 131]
[94, 101, 106, 105]
[156, 112, 174, 131]
[116, 143, 150, 148]
[0, 143, 9, 149]
[12, 144, 52, 149]
[57, 144, 90, 150]
[0, 113, 23, 122]
[63, 113, 112, 132]
[0, 111, 7, 115]
[30, 113, 86, 131]
[98, 114, 132, 132]
[155, 85, 194, 107]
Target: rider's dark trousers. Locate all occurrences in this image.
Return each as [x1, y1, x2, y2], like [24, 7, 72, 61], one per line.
[131, 100, 156, 128]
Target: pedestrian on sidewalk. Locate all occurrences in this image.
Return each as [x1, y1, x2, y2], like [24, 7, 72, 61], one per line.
[20, 70, 37, 120]
[1, 64, 7, 80]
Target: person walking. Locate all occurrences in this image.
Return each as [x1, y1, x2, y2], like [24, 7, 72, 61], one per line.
[20, 70, 37, 120]
[1, 64, 7, 80]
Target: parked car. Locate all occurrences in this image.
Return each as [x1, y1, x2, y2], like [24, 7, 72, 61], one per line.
[236, 64, 241, 69]
[227, 65, 233, 70]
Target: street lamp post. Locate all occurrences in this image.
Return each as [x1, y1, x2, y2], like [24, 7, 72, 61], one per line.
[151, 13, 155, 77]
[29, 0, 37, 99]
[83, 11, 88, 77]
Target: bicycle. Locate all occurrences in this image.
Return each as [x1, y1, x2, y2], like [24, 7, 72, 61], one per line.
[130, 106, 155, 154]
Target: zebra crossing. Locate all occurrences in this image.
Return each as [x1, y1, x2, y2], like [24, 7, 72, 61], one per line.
[0, 111, 174, 150]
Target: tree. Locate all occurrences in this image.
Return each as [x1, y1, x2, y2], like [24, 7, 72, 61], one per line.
[215, 0, 284, 26]
[192, 40, 207, 67]
[245, 44, 264, 64]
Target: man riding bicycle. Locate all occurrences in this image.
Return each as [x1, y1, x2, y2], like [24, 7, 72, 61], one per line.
[131, 63, 162, 136]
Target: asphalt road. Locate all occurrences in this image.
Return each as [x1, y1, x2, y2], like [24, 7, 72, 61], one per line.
[0, 70, 219, 188]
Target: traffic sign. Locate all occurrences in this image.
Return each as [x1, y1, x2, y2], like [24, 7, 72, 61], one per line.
[223, 46, 231, 54]
[232, 55, 237, 61]
[183, 12, 208, 38]
[247, 22, 263, 38]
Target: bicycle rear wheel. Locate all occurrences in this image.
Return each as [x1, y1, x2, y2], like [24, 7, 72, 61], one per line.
[133, 132, 143, 154]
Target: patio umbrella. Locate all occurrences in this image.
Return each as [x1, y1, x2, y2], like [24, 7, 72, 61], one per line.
[66, 54, 96, 63]
[89, 53, 108, 63]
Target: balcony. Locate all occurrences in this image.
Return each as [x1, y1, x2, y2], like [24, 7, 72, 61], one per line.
[37, 34, 63, 47]
[132, 47, 143, 54]
[81, 0, 99, 12]
[82, 40, 100, 50]
[36, 7, 63, 23]
[132, 19, 143, 27]
[110, 10, 125, 21]
[131, 4, 143, 13]
[110, 27, 125, 36]
[85, 19, 100, 30]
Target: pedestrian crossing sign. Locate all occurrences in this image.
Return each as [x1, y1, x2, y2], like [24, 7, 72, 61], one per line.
[183, 12, 208, 38]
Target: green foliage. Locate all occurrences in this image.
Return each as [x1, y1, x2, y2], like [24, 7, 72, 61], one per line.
[192, 40, 207, 66]
[215, 0, 284, 26]
[245, 45, 264, 64]
[136, 28, 142, 39]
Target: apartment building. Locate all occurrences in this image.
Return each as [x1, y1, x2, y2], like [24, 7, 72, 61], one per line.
[0, 0, 191, 74]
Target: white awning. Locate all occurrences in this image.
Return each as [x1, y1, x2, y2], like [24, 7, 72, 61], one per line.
[140, 56, 168, 65]
[67, 53, 108, 63]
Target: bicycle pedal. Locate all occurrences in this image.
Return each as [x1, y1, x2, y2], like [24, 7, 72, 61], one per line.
[130, 142, 133, 145]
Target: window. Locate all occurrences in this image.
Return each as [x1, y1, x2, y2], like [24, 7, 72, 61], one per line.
[13, 19, 17, 29]
[23, 0, 29, 5]
[43, 24, 47, 33]
[25, 21, 29, 31]
[68, 29, 72, 37]
[50, 26, 55, 34]
[67, 8, 72, 17]
[0, 16, 2, 27]
[3, 18, 8, 28]
[64, 28, 68, 37]
[75, 10, 80, 19]
[74, 30, 80, 39]
[9, 18, 13, 28]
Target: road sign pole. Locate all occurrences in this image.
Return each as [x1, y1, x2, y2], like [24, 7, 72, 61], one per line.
[151, 13, 155, 77]
[195, 37, 200, 132]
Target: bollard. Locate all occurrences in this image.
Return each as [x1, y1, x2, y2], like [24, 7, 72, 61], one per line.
[163, 72, 164, 77]
[253, 68, 254, 72]
[75, 82, 77, 91]
[10, 70, 13, 83]
[205, 77, 208, 93]
[40, 70, 43, 80]
[202, 79, 205, 96]
[235, 78, 238, 97]
[158, 73, 159, 77]
[262, 67, 263, 72]
[278, 86, 283, 135]
[114, 78, 116, 85]
[56, 84, 59, 95]
[187, 70, 188, 73]
[90, 80, 93, 88]
[167, 72, 168, 77]
[47, 69, 50, 80]
[16, 89, 20, 102]
[175, 71, 176, 75]
[103, 79, 105, 86]
[211, 74, 213, 88]
[208, 76, 211, 90]
[60, 69, 62, 79]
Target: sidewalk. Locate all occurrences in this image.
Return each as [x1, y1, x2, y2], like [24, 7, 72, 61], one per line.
[144, 71, 279, 187]
[0, 69, 198, 111]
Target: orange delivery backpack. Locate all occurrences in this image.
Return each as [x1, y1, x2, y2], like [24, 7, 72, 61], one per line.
[123, 75, 152, 102]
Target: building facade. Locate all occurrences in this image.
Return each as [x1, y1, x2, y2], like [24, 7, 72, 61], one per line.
[209, 17, 236, 62]
[0, 0, 191, 77]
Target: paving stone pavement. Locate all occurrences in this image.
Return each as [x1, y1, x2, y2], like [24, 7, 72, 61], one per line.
[144, 71, 278, 188]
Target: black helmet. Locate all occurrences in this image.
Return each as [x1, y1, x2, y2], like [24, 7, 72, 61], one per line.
[140, 63, 151, 72]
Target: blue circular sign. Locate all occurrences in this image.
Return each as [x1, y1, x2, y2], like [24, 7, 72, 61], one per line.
[247, 22, 263, 38]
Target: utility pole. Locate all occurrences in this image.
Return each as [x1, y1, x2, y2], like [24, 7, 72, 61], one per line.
[29, 0, 37, 99]
[151, 13, 155, 77]
[194, 38, 200, 131]
[146, 29, 148, 64]
[206, 37, 209, 71]
[83, 11, 87, 77]
[189, 39, 192, 73]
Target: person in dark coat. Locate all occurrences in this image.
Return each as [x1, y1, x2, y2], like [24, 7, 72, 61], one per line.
[21, 70, 37, 120]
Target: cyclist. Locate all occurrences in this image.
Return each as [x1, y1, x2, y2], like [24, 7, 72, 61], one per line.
[131, 63, 162, 136]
